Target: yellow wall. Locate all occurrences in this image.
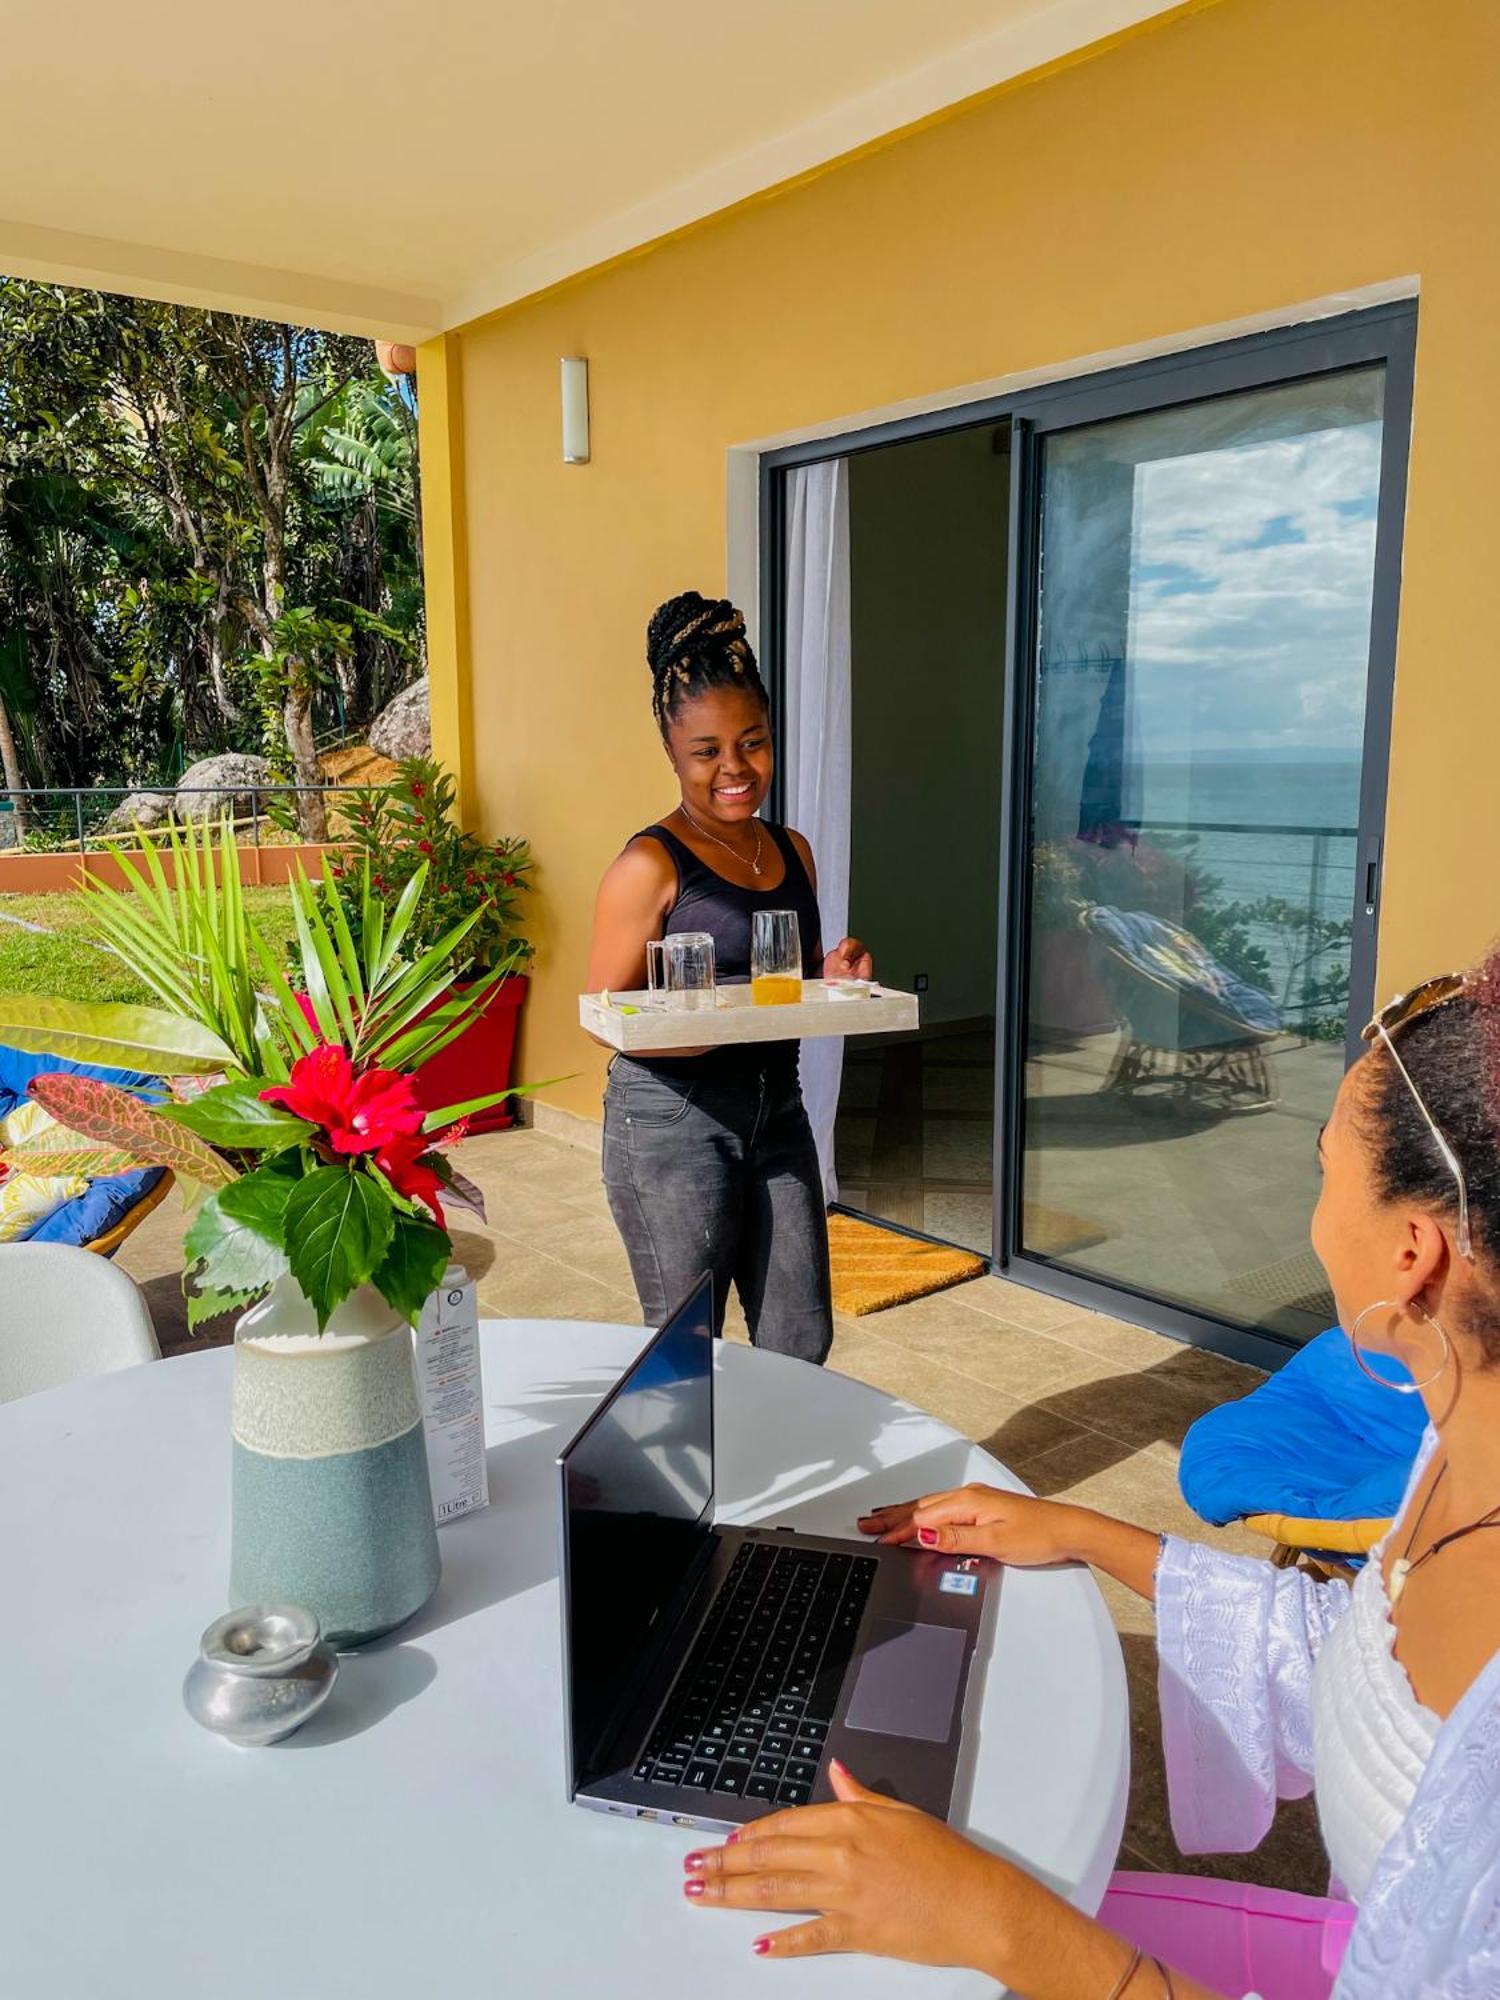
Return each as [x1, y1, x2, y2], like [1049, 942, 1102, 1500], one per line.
[445, 0, 1500, 1120]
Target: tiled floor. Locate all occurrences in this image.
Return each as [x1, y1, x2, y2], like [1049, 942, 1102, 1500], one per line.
[119, 1122, 1327, 1894]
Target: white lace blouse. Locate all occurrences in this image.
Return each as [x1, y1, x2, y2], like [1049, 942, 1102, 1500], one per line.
[1311, 1538, 1439, 1901]
[1155, 1430, 1500, 1997]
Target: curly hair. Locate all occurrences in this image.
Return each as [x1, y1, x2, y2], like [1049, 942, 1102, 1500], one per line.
[1361, 942, 1500, 1360]
[645, 591, 769, 738]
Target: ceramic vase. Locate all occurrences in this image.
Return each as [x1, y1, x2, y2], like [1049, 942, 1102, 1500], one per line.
[230, 1276, 440, 1647]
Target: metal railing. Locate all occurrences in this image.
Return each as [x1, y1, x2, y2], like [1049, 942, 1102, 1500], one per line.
[0, 782, 382, 855]
[1126, 816, 1358, 1031]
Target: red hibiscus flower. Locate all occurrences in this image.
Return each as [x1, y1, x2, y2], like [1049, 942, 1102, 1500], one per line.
[373, 1131, 446, 1224]
[261, 1045, 425, 1156]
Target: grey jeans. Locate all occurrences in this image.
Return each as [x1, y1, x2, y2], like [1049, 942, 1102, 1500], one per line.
[602, 1055, 833, 1363]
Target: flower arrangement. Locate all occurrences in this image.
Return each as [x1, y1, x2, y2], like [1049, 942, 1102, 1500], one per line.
[330, 756, 532, 977]
[0, 818, 533, 1331]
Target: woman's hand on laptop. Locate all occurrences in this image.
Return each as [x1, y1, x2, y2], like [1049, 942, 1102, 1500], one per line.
[857, 1485, 1085, 1568]
[682, 1758, 1016, 1976]
[858, 1484, 1163, 1602]
[681, 1761, 1203, 1993]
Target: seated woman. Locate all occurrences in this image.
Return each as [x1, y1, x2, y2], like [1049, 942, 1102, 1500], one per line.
[679, 951, 1500, 1996]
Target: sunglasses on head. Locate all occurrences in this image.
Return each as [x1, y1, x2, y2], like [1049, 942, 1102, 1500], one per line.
[1361, 973, 1472, 1260]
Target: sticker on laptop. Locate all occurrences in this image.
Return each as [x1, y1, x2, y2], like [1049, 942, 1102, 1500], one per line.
[939, 1571, 979, 1596]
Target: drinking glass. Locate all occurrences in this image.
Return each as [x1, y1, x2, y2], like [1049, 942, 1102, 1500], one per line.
[751, 910, 802, 1006]
[646, 932, 716, 1011]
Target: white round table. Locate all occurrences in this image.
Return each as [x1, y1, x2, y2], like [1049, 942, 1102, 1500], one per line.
[0, 1322, 1128, 1999]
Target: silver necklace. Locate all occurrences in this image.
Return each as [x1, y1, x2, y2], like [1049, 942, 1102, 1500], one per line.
[677, 802, 764, 876]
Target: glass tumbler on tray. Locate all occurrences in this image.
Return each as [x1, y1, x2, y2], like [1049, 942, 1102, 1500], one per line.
[646, 932, 716, 1010]
[751, 909, 802, 1006]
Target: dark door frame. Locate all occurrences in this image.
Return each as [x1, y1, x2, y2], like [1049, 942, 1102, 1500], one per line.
[759, 300, 1418, 1369]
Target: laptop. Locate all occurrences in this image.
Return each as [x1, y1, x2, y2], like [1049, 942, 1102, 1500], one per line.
[557, 1272, 992, 1833]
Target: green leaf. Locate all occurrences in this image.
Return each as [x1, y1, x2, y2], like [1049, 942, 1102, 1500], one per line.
[372, 1212, 451, 1326]
[249, 924, 323, 1060]
[419, 1074, 571, 1130]
[281, 1164, 395, 1330]
[0, 994, 236, 1075]
[186, 1282, 263, 1332]
[183, 1168, 294, 1309]
[288, 875, 349, 1046]
[159, 1079, 315, 1153]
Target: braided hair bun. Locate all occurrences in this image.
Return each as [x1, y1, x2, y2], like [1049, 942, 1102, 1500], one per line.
[646, 590, 768, 735]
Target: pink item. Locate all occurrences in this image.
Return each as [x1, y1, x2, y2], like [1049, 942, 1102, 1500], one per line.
[1098, 1872, 1356, 1999]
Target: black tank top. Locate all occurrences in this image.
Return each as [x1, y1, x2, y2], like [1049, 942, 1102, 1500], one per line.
[630, 819, 823, 1082]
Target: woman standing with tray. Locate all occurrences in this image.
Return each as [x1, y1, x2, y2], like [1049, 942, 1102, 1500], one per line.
[587, 591, 871, 1363]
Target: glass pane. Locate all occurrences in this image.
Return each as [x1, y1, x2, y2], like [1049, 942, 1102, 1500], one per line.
[1020, 367, 1385, 1343]
[837, 425, 1009, 1256]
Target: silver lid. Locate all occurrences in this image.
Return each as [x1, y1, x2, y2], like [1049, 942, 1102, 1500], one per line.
[198, 1604, 322, 1677]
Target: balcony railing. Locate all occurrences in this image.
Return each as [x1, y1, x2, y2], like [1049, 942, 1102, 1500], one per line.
[0, 783, 378, 855]
[1127, 816, 1359, 1034]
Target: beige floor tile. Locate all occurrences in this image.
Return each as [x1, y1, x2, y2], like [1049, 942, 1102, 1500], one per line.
[1042, 1308, 1264, 1402]
[827, 1330, 1091, 1471]
[946, 1275, 1090, 1333]
[508, 1210, 638, 1293]
[478, 1245, 639, 1326]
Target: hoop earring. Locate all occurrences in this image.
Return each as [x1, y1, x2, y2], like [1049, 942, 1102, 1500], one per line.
[1349, 1299, 1452, 1394]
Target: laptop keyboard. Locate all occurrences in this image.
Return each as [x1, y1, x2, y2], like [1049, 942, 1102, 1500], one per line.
[633, 1542, 878, 1807]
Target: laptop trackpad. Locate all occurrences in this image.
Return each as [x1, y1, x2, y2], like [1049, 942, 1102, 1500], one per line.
[842, 1619, 965, 1743]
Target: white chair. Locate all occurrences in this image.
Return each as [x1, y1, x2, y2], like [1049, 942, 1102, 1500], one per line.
[0, 1244, 161, 1404]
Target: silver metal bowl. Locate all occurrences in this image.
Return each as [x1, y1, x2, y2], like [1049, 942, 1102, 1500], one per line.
[183, 1603, 338, 1746]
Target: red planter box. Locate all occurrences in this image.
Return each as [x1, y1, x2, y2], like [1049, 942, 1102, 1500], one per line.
[411, 973, 529, 1134]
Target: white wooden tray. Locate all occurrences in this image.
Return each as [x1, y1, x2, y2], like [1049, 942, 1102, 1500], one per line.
[580, 981, 920, 1052]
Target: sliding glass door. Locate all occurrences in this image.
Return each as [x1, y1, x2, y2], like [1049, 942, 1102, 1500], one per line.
[766, 301, 1414, 1361]
[1001, 309, 1414, 1356]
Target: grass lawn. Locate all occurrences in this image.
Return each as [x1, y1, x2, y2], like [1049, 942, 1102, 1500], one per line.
[0, 889, 300, 1006]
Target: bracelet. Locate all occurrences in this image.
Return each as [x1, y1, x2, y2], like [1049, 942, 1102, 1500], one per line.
[1104, 1946, 1143, 2000]
[1152, 1957, 1177, 1999]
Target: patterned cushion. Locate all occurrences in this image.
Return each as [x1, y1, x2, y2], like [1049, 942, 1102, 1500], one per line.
[0, 1100, 89, 1241]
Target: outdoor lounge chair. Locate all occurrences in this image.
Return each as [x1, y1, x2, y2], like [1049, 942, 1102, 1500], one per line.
[1179, 1324, 1428, 1578]
[0, 1044, 169, 1254]
[1081, 904, 1283, 1110]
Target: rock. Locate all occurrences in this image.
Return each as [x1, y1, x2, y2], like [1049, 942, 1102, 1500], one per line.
[368, 679, 430, 762]
[174, 753, 277, 824]
[103, 788, 176, 834]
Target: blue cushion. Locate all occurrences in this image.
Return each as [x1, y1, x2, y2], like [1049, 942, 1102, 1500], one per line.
[1179, 1326, 1429, 1528]
[0, 1043, 169, 1248]
[27, 1167, 167, 1249]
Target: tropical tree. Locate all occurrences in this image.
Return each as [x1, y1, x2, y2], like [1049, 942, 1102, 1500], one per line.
[0, 277, 425, 815]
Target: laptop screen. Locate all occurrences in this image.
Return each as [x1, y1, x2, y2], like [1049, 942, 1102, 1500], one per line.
[559, 1274, 715, 1790]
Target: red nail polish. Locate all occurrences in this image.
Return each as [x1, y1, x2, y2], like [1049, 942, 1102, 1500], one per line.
[684, 1852, 705, 1873]
[726, 1829, 741, 1845]
[752, 1938, 772, 1956]
[684, 1880, 705, 1900]
[917, 1527, 937, 1547]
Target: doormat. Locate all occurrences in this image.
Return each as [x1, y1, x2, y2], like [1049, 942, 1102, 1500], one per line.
[1022, 1202, 1109, 1259]
[828, 1214, 984, 1317]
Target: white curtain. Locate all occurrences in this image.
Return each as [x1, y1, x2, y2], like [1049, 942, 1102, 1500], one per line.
[783, 458, 852, 1205]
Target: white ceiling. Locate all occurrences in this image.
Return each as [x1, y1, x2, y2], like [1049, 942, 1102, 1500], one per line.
[1, 0, 1180, 337]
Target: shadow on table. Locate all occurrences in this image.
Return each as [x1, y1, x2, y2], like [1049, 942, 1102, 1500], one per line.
[393, 1371, 617, 1643]
[280, 1644, 438, 1748]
